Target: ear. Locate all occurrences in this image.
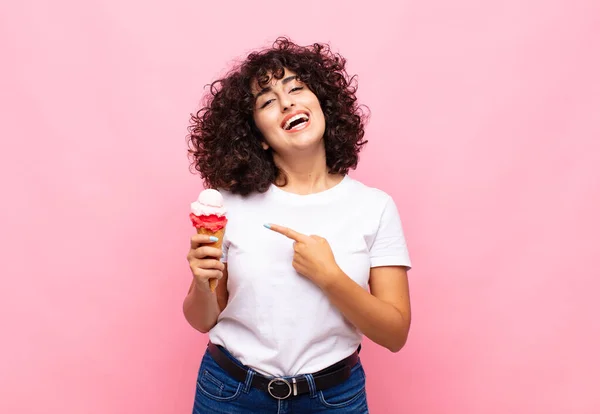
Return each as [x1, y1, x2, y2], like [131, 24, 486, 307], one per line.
[261, 142, 269, 150]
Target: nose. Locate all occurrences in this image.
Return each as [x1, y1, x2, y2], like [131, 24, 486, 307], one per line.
[280, 96, 295, 112]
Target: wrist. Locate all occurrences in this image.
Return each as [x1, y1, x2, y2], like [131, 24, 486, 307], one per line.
[320, 266, 346, 292]
[192, 280, 213, 295]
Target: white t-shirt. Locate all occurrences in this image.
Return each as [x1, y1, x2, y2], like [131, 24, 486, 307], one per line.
[209, 175, 411, 377]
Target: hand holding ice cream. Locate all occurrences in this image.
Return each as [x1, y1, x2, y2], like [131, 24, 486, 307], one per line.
[189, 189, 228, 292]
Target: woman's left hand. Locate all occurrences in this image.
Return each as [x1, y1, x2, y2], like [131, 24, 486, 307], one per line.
[265, 223, 343, 289]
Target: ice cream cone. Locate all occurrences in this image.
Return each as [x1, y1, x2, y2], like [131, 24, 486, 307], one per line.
[190, 188, 228, 293]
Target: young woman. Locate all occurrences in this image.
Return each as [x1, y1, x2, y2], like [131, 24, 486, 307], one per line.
[183, 37, 412, 413]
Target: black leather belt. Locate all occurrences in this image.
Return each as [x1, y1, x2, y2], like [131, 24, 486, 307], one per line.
[207, 342, 360, 400]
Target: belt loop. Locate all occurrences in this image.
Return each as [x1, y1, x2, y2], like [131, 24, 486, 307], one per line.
[304, 374, 317, 398]
[243, 369, 254, 393]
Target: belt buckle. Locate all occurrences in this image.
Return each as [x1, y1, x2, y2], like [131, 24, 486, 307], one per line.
[267, 378, 293, 400]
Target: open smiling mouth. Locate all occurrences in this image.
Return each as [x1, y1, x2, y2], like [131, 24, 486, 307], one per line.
[283, 113, 310, 132]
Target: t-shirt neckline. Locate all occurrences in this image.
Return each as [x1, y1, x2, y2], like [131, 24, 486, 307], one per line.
[268, 174, 351, 203]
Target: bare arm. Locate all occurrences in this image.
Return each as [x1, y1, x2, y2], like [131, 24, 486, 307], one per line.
[182, 234, 229, 333]
[323, 265, 411, 352]
[183, 265, 229, 333]
[265, 223, 412, 353]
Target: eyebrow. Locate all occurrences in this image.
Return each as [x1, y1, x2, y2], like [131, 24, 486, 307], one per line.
[254, 75, 298, 100]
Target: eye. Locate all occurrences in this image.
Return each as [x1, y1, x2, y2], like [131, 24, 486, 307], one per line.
[290, 86, 303, 93]
[260, 99, 275, 109]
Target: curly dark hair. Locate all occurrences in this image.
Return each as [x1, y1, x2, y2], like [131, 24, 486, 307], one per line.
[187, 37, 369, 196]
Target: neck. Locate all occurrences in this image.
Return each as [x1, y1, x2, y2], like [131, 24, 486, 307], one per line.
[273, 147, 343, 195]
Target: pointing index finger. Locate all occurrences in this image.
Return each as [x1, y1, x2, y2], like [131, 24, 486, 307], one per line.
[264, 223, 308, 242]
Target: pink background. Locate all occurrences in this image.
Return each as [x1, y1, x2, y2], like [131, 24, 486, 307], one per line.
[2, 0, 599, 413]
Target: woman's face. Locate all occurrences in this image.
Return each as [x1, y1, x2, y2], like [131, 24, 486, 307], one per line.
[252, 68, 326, 155]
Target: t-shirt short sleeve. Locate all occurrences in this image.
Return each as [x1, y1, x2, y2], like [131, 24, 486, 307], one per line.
[369, 196, 412, 269]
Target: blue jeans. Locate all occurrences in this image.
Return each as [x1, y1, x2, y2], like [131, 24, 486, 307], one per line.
[192, 346, 369, 413]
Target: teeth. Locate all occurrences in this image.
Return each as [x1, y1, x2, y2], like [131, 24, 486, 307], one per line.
[284, 114, 309, 130]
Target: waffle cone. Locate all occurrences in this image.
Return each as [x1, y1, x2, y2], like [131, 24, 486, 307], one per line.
[196, 226, 226, 292]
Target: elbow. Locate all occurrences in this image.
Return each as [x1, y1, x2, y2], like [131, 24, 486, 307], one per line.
[387, 326, 410, 353]
[387, 339, 407, 353]
[183, 310, 211, 333]
[182, 301, 212, 334]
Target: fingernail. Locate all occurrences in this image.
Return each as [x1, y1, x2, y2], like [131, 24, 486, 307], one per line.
[263, 223, 271, 229]
[209, 236, 219, 242]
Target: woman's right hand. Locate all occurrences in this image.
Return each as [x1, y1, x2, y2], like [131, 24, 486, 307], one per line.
[187, 234, 224, 293]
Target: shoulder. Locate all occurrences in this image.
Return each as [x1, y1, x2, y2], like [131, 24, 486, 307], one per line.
[344, 176, 395, 208]
[217, 187, 271, 209]
[217, 188, 239, 204]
